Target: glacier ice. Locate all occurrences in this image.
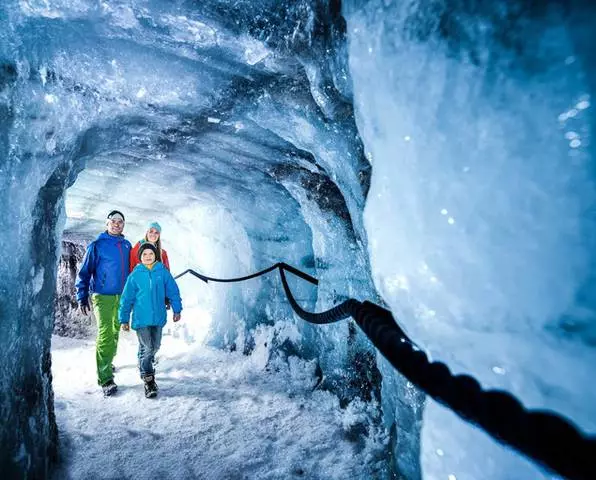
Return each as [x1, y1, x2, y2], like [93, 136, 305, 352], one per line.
[345, 0, 596, 478]
[0, 0, 595, 479]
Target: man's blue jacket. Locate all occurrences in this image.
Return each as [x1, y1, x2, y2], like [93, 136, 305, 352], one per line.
[76, 231, 132, 303]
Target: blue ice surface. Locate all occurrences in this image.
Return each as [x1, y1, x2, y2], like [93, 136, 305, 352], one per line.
[1, 0, 595, 478]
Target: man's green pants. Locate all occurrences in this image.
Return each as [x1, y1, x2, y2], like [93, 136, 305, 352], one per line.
[92, 294, 121, 386]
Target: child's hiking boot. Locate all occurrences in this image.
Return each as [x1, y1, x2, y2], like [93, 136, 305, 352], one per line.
[143, 375, 158, 398]
[102, 380, 118, 397]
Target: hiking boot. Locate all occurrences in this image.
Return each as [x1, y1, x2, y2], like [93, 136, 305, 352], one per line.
[102, 380, 118, 397]
[143, 375, 158, 399]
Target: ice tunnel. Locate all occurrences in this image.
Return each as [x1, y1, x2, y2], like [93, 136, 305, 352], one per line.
[1, 0, 596, 479]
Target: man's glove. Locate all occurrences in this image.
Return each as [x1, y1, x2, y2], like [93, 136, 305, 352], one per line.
[121, 323, 130, 332]
[79, 299, 90, 316]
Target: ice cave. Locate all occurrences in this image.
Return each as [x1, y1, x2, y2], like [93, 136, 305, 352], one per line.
[1, 0, 595, 479]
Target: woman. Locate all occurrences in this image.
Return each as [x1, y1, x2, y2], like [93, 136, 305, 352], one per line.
[130, 221, 170, 272]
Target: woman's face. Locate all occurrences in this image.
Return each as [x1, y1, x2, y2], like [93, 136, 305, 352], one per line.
[146, 227, 160, 243]
[141, 249, 156, 265]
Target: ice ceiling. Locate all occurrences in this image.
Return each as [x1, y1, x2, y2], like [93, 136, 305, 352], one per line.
[1, 0, 596, 479]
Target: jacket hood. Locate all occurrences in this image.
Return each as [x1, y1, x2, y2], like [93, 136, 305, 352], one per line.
[138, 238, 159, 246]
[97, 231, 126, 241]
[134, 261, 165, 273]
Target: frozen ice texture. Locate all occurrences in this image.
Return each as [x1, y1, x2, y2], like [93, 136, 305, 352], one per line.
[0, 0, 595, 478]
[345, 0, 596, 478]
[0, 1, 374, 477]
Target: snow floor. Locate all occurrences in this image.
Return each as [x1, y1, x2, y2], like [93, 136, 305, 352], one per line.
[50, 332, 389, 480]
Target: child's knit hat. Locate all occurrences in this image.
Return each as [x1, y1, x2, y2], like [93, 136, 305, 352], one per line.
[138, 242, 158, 261]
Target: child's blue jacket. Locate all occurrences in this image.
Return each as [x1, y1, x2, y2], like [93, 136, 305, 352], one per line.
[118, 261, 182, 329]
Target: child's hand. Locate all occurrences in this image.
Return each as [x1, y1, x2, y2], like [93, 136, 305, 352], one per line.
[173, 313, 181, 322]
[121, 323, 130, 331]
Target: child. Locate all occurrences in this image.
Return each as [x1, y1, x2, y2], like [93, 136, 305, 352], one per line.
[119, 243, 182, 398]
[129, 221, 172, 366]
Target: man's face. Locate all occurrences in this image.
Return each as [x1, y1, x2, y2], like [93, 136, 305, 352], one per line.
[106, 217, 124, 235]
[141, 249, 156, 265]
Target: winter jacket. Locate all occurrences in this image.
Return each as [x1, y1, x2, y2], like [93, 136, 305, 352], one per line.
[118, 261, 182, 330]
[76, 232, 132, 303]
[130, 241, 170, 272]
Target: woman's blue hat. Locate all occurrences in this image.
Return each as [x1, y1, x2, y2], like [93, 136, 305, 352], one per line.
[147, 221, 161, 233]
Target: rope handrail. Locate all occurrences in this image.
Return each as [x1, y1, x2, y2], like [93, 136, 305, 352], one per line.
[175, 263, 596, 480]
[175, 262, 318, 285]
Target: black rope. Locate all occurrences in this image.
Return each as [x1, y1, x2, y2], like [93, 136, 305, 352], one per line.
[175, 264, 278, 283]
[351, 301, 596, 480]
[175, 262, 318, 286]
[176, 263, 596, 479]
[278, 267, 359, 324]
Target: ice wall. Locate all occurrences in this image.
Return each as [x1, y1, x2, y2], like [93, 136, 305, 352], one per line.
[0, 152, 66, 476]
[3, 0, 594, 478]
[345, 0, 596, 478]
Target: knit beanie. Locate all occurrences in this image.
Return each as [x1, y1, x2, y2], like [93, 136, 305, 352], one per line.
[138, 242, 158, 261]
[107, 210, 125, 221]
[147, 221, 161, 233]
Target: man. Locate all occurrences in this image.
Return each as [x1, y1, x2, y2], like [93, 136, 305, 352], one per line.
[76, 210, 132, 396]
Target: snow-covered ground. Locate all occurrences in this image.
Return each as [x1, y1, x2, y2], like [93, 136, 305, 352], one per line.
[51, 332, 389, 480]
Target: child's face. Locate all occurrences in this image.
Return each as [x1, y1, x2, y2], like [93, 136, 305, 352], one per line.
[141, 249, 156, 265]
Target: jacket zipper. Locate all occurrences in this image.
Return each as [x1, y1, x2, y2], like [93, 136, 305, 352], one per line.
[149, 269, 155, 323]
[117, 242, 125, 291]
